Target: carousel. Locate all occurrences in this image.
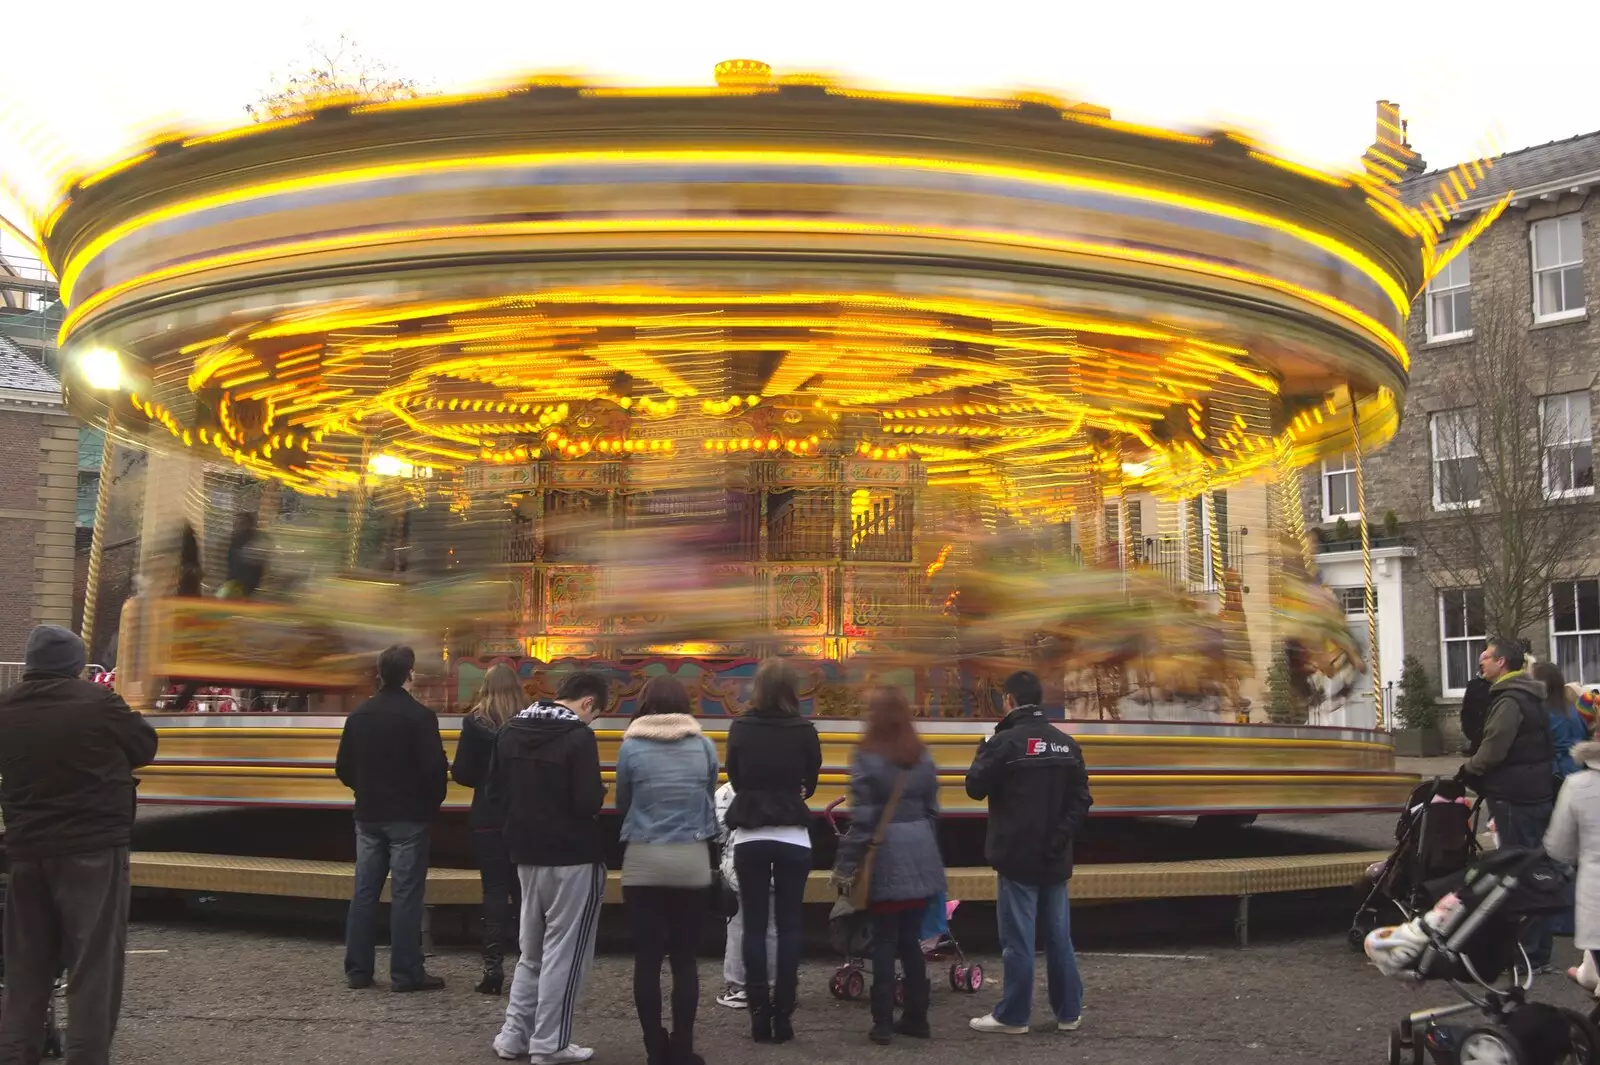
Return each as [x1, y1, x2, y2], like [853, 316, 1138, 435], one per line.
[44, 65, 1487, 821]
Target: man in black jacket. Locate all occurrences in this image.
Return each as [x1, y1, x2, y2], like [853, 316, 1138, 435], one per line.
[1458, 637, 1556, 969]
[964, 670, 1093, 1036]
[491, 671, 609, 1065]
[335, 645, 449, 992]
[0, 624, 158, 1064]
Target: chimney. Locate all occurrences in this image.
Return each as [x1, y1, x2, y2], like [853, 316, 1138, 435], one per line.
[1364, 100, 1426, 182]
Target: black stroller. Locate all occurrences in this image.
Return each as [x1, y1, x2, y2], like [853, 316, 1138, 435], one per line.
[1352, 778, 1482, 949]
[1374, 847, 1597, 1065]
[0, 837, 64, 1059]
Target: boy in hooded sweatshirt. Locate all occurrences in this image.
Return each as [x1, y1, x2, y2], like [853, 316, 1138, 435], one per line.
[491, 671, 610, 1065]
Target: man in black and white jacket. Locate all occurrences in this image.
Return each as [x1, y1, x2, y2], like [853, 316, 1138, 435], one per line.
[964, 670, 1093, 1036]
[490, 671, 610, 1065]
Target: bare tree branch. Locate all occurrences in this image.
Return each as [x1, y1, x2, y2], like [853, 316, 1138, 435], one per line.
[1407, 295, 1595, 640]
[247, 34, 424, 121]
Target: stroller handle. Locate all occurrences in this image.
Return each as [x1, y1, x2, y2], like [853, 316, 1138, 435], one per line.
[824, 797, 847, 836]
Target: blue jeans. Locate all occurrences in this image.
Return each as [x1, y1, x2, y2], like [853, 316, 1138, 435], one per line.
[344, 821, 431, 984]
[993, 876, 1083, 1027]
[1487, 799, 1554, 967]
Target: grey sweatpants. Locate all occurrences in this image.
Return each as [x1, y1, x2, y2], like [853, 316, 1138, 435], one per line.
[495, 863, 606, 1058]
[0, 846, 130, 1065]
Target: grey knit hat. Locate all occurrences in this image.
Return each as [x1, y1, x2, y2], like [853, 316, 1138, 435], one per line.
[24, 625, 86, 678]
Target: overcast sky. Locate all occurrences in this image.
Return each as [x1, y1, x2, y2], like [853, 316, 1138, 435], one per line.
[2, 0, 1596, 233]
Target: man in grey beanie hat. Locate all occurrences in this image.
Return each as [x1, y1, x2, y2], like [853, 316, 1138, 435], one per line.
[0, 624, 158, 1064]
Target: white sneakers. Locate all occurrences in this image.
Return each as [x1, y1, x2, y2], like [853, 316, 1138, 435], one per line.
[495, 1043, 594, 1064]
[968, 1014, 1028, 1034]
[716, 985, 749, 1009]
[968, 1013, 1084, 1034]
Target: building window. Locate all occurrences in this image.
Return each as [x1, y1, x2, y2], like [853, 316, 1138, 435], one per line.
[1440, 588, 1487, 694]
[1426, 247, 1472, 340]
[1552, 579, 1600, 687]
[1431, 408, 1480, 509]
[1321, 452, 1360, 522]
[1335, 586, 1366, 616]
[1532, 215, 1585, 321]
[1542, 391, 1595, 498]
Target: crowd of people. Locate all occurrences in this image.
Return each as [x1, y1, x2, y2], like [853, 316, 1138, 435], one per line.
[333, 651, 1095, 1064]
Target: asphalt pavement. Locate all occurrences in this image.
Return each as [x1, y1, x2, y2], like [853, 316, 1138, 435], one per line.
[110, 916, 1597, 1065]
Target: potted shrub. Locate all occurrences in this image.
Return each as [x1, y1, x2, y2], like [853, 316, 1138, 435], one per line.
[1393, 654, 1443, 756]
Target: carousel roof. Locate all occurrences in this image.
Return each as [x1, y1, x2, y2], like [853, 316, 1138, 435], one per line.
[39, 64, 1465, 512]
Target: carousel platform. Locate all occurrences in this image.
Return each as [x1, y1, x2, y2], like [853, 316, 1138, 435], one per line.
[138, 714, 1415, 817]
[127, 848, 1389, 946]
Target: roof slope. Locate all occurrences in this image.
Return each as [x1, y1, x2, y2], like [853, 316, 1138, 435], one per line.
[0, 334, 62, 395]
[1402, 128, 1600, 207]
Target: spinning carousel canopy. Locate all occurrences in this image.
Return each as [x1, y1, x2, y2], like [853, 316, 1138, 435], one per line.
[45, 63, 1439, 515]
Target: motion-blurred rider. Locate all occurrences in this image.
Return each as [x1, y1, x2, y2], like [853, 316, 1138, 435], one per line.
[0, 625, 159, 1065]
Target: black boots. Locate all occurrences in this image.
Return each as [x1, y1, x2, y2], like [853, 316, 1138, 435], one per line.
[748, 983, 774, 1043]
[642, 1026, 670, 1065]
[475, 959, 504, 995]
[893, 977, 931, 1039]
[668, 1028, 704, 1065]
[773, 977, 796, 1043]
[869, 983, 896, 1045]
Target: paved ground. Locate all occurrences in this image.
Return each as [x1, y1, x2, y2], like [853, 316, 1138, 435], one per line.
[102, 760, 1485, 1063]
[108, 916, 1597, 1065]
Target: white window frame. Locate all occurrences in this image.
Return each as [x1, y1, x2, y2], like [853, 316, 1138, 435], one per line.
[1334, 586, 1366, 616]
[1320, 452, 1360, 522]
[1550, 579, 1600, 687]
[1439, 588, 1487, 697]
[1541, 391, 1595, 500]
[1531, 215, 1586, 323]
[1430, 408, 1481, 511]
[1426, 246, 1473, 341]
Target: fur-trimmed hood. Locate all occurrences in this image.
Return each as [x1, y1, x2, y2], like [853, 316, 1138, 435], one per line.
[1573, 741, 1600, 771]
[623, 712, 704, 742]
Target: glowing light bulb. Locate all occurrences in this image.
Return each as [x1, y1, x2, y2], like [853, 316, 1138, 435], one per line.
[79, 347, 122, 391]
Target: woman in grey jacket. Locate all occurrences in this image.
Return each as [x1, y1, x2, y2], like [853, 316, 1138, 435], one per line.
[615, 675, 719, 1065]
[834, 687, 948, 1045]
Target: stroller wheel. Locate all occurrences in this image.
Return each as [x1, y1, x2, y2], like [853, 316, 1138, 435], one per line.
[1458, 1025, 1526, 1065]
[1386, 1025, 1423, 1065]
[1559, 1007, 1600, 1064]
[949, 963, 964, 991]
[964, 963, 984, 993]
[830, 968, 848, 1000]
[1349, 924, 1372, 952]
[894, 976, 905, 1007]
[845, 968, 866, 1001]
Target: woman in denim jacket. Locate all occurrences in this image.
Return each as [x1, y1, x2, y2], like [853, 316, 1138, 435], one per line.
[615, 675, 719, 1065]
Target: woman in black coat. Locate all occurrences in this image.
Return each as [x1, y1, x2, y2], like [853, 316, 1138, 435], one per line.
[724, 658, 821, 1043]
[450, 663, 525, 994]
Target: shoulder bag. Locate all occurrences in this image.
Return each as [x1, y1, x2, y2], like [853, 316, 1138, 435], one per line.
[847, 769, 908, 911]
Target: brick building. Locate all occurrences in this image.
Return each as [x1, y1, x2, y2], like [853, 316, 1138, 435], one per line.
[0, 336, 81, 668]
[1308, 122, 1600, 735]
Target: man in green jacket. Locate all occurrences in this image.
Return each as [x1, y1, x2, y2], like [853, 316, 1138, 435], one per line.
[1458, 637, 1555, 969]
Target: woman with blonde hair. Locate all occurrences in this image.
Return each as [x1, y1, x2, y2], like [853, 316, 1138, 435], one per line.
[724, 658, 822, 1043]
[451, 663, 526, 994]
